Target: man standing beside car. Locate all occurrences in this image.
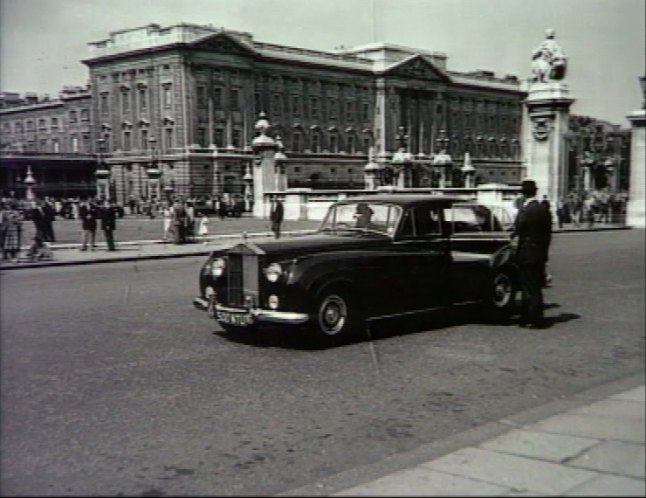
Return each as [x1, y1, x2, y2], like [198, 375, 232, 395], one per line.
[269, 196, 284, 239]
[512, 179, 552, 329]
[100, 199, 117, 251]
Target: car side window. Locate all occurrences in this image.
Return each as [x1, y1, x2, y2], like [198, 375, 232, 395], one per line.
[398, 206, 442, 239]
[444, 205, 501, 233]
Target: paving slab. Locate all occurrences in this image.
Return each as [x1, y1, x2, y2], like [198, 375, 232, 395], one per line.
[524, 413, 646, 443]
[569, 398, 645, 421]
[566, 440, 645, 478]
[332, 466, 511, 496]
[611, 385, 646, 403]
[479, 428, 599, 463]
[421, 447, 597, 495]
[564, 473, 646, 496]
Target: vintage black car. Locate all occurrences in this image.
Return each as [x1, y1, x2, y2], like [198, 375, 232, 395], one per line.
[193, 195, 519, 341]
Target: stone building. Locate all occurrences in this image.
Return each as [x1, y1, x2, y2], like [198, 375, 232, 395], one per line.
[0, 22, 631, 206]
[1, 22, 528, 203]
[0, 87, 97, 199]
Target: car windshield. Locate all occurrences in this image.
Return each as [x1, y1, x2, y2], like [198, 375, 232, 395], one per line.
[318, 202, 402, 237]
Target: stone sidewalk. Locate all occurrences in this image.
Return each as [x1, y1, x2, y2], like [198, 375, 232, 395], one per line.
[0, 222, 631, 270]
[280, 375, 645, 496]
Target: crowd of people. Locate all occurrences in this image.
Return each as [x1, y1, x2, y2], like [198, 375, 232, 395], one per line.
[555, 188, 629, 229]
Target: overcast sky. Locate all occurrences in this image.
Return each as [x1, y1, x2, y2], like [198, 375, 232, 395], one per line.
[1, 0, 644, 125]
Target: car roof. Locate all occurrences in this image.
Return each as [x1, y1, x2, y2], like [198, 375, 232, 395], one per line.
[334, 194, 473, 207]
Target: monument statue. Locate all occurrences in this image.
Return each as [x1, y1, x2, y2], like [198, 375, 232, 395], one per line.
[531, 28, 567, 83]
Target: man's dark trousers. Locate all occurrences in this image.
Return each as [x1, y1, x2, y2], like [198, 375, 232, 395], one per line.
[519, 263, 544, 326]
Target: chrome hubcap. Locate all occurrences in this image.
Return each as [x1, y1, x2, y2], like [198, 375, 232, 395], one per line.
[318, 294, 347, 335]
[493, 273, 512, 307]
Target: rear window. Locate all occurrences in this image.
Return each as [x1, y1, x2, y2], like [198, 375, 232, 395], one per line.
[444, 205, 502, 233]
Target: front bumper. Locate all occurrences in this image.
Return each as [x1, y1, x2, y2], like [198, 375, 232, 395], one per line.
[193, 296, 309, 325]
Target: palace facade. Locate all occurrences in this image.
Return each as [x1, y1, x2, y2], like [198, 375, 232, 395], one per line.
[0, 22, 630, 204]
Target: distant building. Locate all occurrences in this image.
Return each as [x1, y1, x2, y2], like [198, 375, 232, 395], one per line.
[0, 22, 629, 203]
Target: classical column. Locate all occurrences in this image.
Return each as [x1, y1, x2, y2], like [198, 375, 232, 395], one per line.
[626, 77, 645, 227]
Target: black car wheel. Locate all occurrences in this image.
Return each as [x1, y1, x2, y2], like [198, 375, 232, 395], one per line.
[488, 269, 517, 319]
[311, 288, 361, 341]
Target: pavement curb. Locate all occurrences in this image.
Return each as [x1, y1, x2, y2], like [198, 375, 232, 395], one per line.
[276, 372, 645, 497]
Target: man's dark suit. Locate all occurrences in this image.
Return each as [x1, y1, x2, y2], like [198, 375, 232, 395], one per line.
[100, 205, 117, 251]
[30, 206, 48, 241]
[270, 199, 284, 239]
[514, 198, 552, 327]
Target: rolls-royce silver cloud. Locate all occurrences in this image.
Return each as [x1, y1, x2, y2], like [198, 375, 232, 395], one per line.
[193, 195, 518, 342]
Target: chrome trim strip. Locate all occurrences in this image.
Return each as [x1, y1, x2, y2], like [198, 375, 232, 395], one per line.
[214, 304, 310, 325]
[366, 300, 481, 322]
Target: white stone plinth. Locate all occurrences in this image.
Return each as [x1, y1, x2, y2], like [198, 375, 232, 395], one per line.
[626, 109, 645, 228]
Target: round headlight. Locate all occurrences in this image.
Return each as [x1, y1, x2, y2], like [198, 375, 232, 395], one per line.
[212, 258, 226, 277]
[264, 263, 283, 283]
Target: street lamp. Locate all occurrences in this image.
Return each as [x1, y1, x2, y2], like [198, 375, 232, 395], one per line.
[24, 165, 36, 201]
[95, 138, 111, 200]
[432, 129, 452, 188]
[147, 136, 161, 200]
[391, 125, 413, 188]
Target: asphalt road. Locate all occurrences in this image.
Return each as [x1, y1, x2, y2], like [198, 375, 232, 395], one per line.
[1, 229, 644, 496]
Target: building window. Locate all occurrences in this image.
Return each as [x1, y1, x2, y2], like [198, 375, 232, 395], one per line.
[123, 131, 131, 151]
[81, 109, 89, 122]
[197, 128, 206, 147]
[231, 88, 240, 111]
[272, 94, 282, 116]
[292, 95, 301, 117]
[39, 139, 48, 151]
[214, 87, 223, 110]
[214, 128, 224, 147]
[163, 85, 172, 108]
[100, 92, 109, 116]
[139, 88, 148, 113]
[346, 100, 354, 121]
[232, 129, 241, 148]
[15, 122, 23, 133]
[121, 90, 130, 114]
[52, 139, 60, 152]
[69, 111, 77, 124]
[38, 119, 46, 131]
[292, 132, 302, 152]
[197, 86, 206, 108]
[141, 129, 148, 150]
[311, 132, 321, 152]
[328, 98, 337, 119]
[71, 135, 79, 152]
[346, 135, 355, 154]
[26, 120, 34, 131]
[254, 91, 262, 115]
[310, 97, 319, 119]
[363, 137, 371, 152]
[362, 102, 369, 122]
[164, 128, 173, 150]
[329, 134, 338, 153]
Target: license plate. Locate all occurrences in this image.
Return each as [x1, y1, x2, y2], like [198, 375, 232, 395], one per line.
[216, 310, 251, 327]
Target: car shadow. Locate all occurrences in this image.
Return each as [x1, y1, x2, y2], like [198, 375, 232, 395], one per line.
[213, 305, 582, 350]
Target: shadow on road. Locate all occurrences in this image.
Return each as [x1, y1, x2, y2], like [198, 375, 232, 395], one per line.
[210, 303, 582, 350]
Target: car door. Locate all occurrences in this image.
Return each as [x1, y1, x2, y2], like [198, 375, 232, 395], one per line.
[389, 204, 452, 313]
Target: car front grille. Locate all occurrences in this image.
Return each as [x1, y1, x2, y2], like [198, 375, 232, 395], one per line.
[225, 249, 259, 307]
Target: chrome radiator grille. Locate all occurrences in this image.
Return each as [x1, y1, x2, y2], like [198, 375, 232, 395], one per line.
[225, 251, 259, 307]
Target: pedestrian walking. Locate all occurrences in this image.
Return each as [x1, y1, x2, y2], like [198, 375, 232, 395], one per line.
[185, 201, 196, 243]
[162, 201, 174, 242]
[269, 196, 284, 239]
[172, 198, 187, 244]
[197, 212, 209, 244]
[583, 194, 596, 228]
[100, 199, 117, 251]
[42, 196, 56, 242]
[30, 199, 48, 242]
[79, 197, 98, 251]
[511, 179, 552, 329]
[2, 201, 22, 262]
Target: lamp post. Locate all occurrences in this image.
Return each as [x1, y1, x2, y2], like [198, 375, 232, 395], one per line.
[391, 125, 413, 188]
[147, 136, 161, 200]
[24, 165, 36, 201]
[433, 129, 452, 188]
[461, 151, 476, 188]
[95, 138, 111, 200]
